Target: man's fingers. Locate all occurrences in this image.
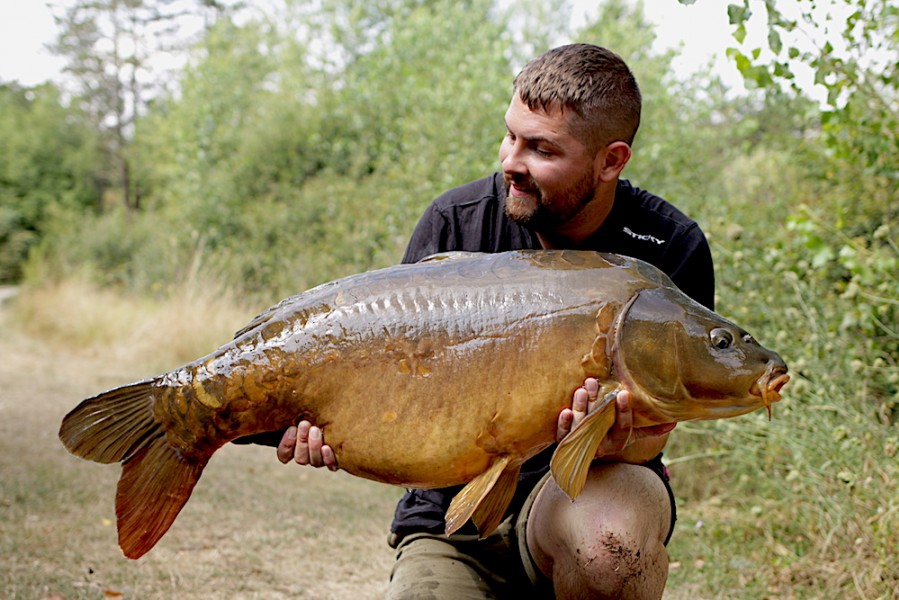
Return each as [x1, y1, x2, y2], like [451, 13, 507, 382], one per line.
[293, 421, 312, 465]
[556, 408, 574, 442]
[572, 387, 589, 419]
[279, 420, 340, 470]
[559, 378, 604, 443]
[321, 445, 339, 471]
[306, 425, 324, 466]
[277, 425, 298, 464]
[615, 391, 633, 429]
[597, 392, 634, 456]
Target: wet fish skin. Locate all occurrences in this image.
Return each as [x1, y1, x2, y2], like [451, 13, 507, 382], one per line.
[58, 250, 788, 559]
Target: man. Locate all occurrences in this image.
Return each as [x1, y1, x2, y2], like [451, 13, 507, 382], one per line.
[277, 44, 714, 598]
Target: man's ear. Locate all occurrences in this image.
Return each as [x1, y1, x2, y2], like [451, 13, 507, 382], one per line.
[596, 141, 632, 182]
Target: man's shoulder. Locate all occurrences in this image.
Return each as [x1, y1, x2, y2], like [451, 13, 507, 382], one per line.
[608, 179, 715, 309]
[616, 180, 698, 231]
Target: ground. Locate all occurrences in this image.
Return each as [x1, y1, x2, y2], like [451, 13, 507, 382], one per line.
[0, 292, 399, 599]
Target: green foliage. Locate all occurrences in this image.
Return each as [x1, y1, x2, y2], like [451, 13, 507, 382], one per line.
[720, 0, 898, 201]
[49, 0, 232, 211]
[712, 0, 898, 386]
[665, 146, 898, 597]
[121, 0, 515, 299]
[0, 83, 101, 282]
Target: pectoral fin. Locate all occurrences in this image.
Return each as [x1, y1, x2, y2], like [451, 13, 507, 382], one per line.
[445, 455, 515, 536]
[550, 394, 617, 500]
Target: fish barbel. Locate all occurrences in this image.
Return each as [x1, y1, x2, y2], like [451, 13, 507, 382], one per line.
[59, 250, 789, 559]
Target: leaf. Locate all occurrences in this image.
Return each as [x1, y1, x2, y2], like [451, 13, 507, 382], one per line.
[728, 49, 753, 77]
[768, 29, 782, 54]
[727, 2, 751, 26]
[812, 246, 835, 269]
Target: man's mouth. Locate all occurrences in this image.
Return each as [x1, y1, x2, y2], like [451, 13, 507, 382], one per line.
[507, 180, 538, 199]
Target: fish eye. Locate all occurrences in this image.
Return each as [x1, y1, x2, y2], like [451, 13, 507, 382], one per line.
[710, 328, 734, 349]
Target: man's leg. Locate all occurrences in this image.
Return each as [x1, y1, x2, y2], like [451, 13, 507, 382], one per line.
[386, 523, 535, 600]
[525, 462, 672, 599]
[386, 534, 499, 600]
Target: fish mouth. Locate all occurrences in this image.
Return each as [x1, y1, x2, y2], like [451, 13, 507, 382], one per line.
[751, 365, 790, 419]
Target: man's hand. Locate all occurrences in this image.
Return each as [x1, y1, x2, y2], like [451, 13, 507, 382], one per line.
[556, 378, 677, 463]
[277, 420, 339, 471]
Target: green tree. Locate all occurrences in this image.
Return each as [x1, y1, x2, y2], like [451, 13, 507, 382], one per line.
[0, 82, 101, 282]
[722, 0, 897, 201]
[126, 0, 520, 295]
[712, 0, 898, 359]
[49, 0, 234, 211]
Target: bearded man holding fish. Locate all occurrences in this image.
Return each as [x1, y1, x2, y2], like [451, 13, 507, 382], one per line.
[280, 44, 714, 599]
[61, 42, 788, 596]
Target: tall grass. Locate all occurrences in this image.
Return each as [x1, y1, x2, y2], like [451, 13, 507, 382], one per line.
[663, 149, 898, 598]
[12, 276, 254, 374]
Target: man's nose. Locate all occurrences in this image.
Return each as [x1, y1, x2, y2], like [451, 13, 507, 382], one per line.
[500, 141, 527, 176]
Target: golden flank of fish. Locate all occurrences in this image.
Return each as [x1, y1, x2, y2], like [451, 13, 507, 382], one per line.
[59, 250, 790, 559]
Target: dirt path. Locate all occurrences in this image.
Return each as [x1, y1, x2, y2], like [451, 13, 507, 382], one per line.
[0, 300, 398, 599]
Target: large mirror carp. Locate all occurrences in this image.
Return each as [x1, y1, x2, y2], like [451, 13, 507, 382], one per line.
[59, 250, 789, 559]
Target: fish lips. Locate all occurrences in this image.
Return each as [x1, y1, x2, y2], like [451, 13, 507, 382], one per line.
[751, 360, 790, 419]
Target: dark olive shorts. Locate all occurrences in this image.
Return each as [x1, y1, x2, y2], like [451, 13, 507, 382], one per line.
[385, 456, 676, 599]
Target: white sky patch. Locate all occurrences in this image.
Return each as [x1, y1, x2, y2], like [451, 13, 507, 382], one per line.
[0, 1, 66, 86]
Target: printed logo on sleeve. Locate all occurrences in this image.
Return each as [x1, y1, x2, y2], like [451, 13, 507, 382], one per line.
[623, 226, 666, 245]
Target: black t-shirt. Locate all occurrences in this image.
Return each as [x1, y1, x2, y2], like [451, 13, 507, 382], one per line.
[391, 172, 715, 536]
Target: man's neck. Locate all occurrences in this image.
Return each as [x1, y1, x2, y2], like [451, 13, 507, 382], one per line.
[537, 182, 617, 249]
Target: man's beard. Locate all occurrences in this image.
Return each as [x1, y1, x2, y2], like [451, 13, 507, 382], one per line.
[503, 169, 596, 232]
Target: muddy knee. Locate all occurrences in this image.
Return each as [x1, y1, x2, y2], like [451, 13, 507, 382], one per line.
[526, 463, 672, 599]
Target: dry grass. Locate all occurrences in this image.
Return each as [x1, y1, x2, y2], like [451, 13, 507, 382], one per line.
[0, 285, 399, 600]
[11, 278, 254, 373]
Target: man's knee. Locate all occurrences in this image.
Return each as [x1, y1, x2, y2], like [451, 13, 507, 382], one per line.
[553, 523, 668, 598]
[526, 462, 672, 599]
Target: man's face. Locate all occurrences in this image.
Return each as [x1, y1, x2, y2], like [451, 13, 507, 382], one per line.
[498, 94, 599, 232]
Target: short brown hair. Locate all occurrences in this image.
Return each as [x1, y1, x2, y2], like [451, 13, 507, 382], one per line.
[513, 44, 642, 151]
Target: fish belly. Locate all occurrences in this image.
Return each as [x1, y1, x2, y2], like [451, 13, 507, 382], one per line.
[283, 297, 598, 488]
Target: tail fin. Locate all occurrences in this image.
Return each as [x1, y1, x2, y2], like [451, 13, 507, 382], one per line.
[117, 434, 207, 559]
[59, 380, 162, 463]
[59, 380, 208, 559]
